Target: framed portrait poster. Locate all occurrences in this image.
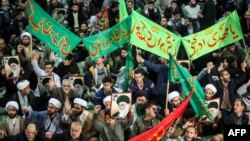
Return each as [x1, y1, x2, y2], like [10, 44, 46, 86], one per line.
[4, 56, 21, 79]
[202, 98, 220, 122]
[69, 76, 84, 97]
[38, 75, 54, 97]
[111, 92, 132, 119]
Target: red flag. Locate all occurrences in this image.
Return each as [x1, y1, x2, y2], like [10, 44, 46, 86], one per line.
[95, 6, 109, 31]
[129, 91, 194, 141]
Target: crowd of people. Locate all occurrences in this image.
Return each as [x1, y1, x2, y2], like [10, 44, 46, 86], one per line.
[0, 0, 250, 141]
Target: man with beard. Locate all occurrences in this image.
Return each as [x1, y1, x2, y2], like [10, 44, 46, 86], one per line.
[62, 98, 97, 140]
[0, 101, 25, 137]
[113, 95, 131, 118]
[142, 0, 161, 23]
[7, 57, 21, 78]
[16, 32, 34, 79]
[67, 3, 86, 32]
[166, 91, 182, 115]
[205, 62, 248, 124]
[41, 77, 52, 97]
[49, 79, 80, 111]
[183, 0, 200, 23]
[114, 47, 127, 70]
[12, 80, 37, 117]
[73, 78, 84, 98]
[22, 98, 64, 140]
[131, 91, 148, 124]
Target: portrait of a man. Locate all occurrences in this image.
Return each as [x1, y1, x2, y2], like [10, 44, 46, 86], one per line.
[38, 76, 53, 97]
[4, 56, 21, 78]
[111, 93, 131, 119]
[69, 77, 84, 97]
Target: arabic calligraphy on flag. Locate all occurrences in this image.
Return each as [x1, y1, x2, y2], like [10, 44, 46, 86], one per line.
[82, 16, 131, 61]
[130, 11, 182, 60]
[168, 56, 212, 118]
[129, 91, 193, 141]
[182, 11, 243, 61]
[27, 0, 81, 59]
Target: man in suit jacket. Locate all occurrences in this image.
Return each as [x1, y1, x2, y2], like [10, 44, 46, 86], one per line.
[67, 3, 86, 32]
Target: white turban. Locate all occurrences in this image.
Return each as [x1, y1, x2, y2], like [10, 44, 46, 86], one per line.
[5, 101, 19, 111]
[205, 84, 217, 94]
[49, 98, 61, 109]
[168, 91, 180, 102]
[17, 80, 30, 91]
[21, 32, 32, 39]
[103, 95, 111, 105]
[74, 98, 87, 107]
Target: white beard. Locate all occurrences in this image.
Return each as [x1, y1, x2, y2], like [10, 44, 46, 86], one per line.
[12, 67, 20, 77]
[118, 108, 129, 118]
[210, 110, 218, 119]
[76, 87, 83, 97]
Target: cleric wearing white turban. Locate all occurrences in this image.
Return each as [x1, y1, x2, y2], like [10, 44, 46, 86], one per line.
[168, 91, 180, 102]
[17, 80, 30, 91]
[21, 32, 32, 39]
[5, 101, 19, 111]
[49, 98, 62, 109]
[74, 98, 87, 108]
[205, 84, 217, 100]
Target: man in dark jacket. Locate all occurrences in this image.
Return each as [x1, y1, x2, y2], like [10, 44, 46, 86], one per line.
[45, 121, 88, 141]
[0, 123, 43, 141]
[226, 99, 249, 125]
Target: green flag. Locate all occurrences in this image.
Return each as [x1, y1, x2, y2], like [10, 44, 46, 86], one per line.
[168, 56, 212, 118]
[82, 16, 131, 61]
[130, 11, 181, 60]
[182, 11, 243, 61]
[119, 0, 128, 22]
[27, 0, 81, 59]
[123, 44, 134, 92]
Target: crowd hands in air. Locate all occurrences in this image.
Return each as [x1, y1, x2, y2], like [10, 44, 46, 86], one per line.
[1, 0, 250, 140]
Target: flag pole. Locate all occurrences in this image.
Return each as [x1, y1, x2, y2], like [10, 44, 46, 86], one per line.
[166, 80, 170, 109]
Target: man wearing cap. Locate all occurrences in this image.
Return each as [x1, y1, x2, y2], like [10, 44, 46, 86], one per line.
[11, 80, 36, 116]
[62, 98, 97, 140]
[204, 83, 218, 100]
[31, 52, 61, 97]
[23, 98, 64, 140]
[0, 101, 25, 137]
[7, 57, 21, 78]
